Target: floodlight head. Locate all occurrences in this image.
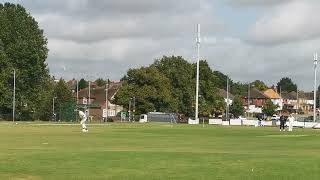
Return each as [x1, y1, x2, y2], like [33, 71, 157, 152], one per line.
[314, 52, 318, 61]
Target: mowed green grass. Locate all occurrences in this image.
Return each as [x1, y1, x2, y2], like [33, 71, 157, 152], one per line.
[0, 122, 320, 180]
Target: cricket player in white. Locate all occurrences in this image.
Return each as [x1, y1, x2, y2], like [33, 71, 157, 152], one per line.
[288, 114, 295, 132]
[78, 109, 88, 132]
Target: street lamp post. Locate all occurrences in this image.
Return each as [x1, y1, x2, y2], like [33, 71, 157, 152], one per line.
[313, 52, 318, 122]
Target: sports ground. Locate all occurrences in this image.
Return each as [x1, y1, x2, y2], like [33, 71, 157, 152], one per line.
[0, 122, 319, 180]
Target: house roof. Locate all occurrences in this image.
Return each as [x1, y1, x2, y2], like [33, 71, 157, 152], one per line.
[303, 92, 314, 100]
[218, 89, 234, 99]
[263, 89, 281, 99]
[76, 82, 122, 105]
[243, 88, 268, 99]
[281, 92, 296, 100]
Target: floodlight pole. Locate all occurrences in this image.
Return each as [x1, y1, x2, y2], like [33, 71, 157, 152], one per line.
[13, 69, 16, 122]
[195, 24, 201, 121]
[313, 52, 318, 122]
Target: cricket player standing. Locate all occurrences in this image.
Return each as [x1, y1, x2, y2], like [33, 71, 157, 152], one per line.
[78, 109, 88, 132]
[288, 114, 295, 132]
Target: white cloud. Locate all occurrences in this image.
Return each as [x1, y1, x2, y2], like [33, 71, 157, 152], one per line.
[248, 1, 320, 45]
[229, 0, 294, 7]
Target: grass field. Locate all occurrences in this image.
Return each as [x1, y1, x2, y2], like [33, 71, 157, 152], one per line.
[0, 122, 320, 180]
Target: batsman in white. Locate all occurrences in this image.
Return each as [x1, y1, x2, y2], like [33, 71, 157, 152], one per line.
[288, 113, 295, 132]
[78, 108, 88, 132]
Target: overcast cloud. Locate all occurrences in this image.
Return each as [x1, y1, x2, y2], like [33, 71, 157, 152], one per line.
[1, 0, 320, 90]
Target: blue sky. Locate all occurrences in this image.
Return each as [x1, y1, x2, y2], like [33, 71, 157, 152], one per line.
[1, 0, 320, 90]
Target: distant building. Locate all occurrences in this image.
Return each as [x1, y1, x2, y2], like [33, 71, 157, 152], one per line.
[263, 89, 283, 111]
[218, 89, 234, 105]
[76, 81, 123, 121]
[242, 88, 268, 113]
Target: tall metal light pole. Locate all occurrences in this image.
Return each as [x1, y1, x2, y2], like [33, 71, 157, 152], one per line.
[52, 97, 57, 121]
[88, 79, 91, 120]
[226, 77, 230, 124]
[129, 98, 131, 122]
[296, 86, 299, 118]
[105, 81, 108, 122]
[76, 79, 79, 104]
[247, 83, 250, 118]
[133, 96, 136, 122]
[13, 69, 16, 122]
[313, 52, 318, 122]
[195, 24, 201, 121]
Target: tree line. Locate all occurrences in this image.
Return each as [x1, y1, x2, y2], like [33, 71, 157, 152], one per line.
[0, 3, 303, 120]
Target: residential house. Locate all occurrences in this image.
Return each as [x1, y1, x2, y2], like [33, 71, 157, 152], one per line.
[263, 89, 282, 111]
[76, 81, 123, 121]
[218, 89, 234, 105]
[242, 88, 268, 113]
[281, 91, 313, 114]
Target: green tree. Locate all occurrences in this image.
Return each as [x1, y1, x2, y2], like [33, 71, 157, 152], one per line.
[153, 56, 194, 116]
[54, 79, 74, 121]
[0, 3, 49, 119]
[115, 56, 225, 118]
[262, 99, 278, 116]
[276, 77, 297, 93]
[197, 61, 224, 117]
[114, 66, 177, 115]
[230, 95, 244, 118]
[78, 78, 88, 90]
[95, 78, 106, 87]
[253, 80, 268, 91]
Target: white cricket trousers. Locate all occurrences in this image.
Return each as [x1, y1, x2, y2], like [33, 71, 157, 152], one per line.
[80, 117, 87, 130]
[288, 120, 293, 131]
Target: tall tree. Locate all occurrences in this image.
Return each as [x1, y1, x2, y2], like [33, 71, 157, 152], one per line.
[78, 78, 88, 90]
[95, 78, 106, 87]
[153, 56, 194, 116]
[253, 80, 268, 91]
[54, 79, 74, 121]
[114, 66, 177, 115]
[230, 95, 244, 118]
[276, 77, 297, 93]
[262, 99, 278, 116]
[0, 3, 49, 118]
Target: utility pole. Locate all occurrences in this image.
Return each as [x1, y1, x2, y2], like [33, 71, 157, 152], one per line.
[314, 52, 318, 122]
[195, 24, 201, 122]
[13, 69, 16, 122]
